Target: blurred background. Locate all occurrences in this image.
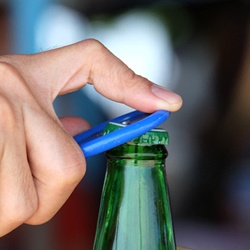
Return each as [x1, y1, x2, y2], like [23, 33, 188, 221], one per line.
[1, 0, 250, 249]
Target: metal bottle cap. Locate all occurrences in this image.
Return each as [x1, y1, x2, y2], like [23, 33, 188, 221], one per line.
[103, 122, 169, 145]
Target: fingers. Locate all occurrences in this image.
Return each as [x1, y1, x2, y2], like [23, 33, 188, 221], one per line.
[0, 64, 87, 233]
[0, 97, 37, 236]
[6, 39, 182, 112]
[0, 39, 183, 236]
[59, 117, 91, 136]
[82, 40, 182, 112]
[72, 39, 182, 112]
[23, 107, 86, 225]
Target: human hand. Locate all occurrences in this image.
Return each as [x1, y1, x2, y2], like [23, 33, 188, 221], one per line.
[0, 39, 182, 236]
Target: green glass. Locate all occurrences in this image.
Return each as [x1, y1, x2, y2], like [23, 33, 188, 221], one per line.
[93, 125, 176, 250]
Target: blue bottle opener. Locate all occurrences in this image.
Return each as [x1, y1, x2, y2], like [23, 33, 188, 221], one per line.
[74, 110, 170, 158]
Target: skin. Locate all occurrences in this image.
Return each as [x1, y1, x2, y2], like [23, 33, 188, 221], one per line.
[0, 39, 182, 237]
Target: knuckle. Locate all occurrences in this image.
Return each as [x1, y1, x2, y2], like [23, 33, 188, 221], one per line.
[124, 69, 147, 88]
[12, 192, 38, 222]
[79, 39, 108, 66]
[0, 197, 38, 234]
[54, 158, 86, 189]
[118, 69, 146, 102]
[10, 203, 37, 224]
[80, 38, 104, 52]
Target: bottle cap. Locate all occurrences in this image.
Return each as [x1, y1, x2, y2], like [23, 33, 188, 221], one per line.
[74, 110, 170, 157]
[103, 122, 169, 145]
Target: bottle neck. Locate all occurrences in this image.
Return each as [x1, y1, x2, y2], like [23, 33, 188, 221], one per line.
[106, 143, 168, 162]
[94, 143, 175, 249]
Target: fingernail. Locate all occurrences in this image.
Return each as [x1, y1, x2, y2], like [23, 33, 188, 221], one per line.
[151, 84, 182, 104]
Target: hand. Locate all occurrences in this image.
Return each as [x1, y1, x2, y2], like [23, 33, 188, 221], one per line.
[0, 39, 182, 236]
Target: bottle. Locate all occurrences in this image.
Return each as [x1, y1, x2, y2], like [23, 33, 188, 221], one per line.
[93, 122, 176, 250]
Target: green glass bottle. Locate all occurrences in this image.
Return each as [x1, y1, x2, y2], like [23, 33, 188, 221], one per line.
[93, 122, 176, 250]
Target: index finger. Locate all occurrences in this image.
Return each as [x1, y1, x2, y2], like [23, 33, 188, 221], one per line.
[6, 39, 182, 113]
